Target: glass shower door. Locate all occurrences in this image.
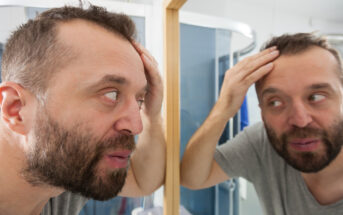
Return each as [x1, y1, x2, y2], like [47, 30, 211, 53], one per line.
[180, 23, 240, 215]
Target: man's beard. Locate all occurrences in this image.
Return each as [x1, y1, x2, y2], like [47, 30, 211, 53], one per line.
[264, 120, 343, 173]
[21, 106, 136, 201]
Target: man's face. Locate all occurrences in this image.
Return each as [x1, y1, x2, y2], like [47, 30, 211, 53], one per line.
[22, 20, 147, 200]
[258, 47, 343, 173]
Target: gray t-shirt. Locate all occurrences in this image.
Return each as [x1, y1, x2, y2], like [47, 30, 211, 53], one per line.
[41, 192, 88, 215]
[214, 122, 343, 215]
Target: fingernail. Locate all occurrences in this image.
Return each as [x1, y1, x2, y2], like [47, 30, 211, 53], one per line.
[133, 40, 142, 48]
[265, 62, 273, 69]
[270, 46, 277, 50]
[132, 40, 138, 46]
[142, 53, 151, 63]
[270, 50, 279, 56]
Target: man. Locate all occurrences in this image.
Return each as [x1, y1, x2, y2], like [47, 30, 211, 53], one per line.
[181, 33, 343, 214]
[0, 5, 165, 215]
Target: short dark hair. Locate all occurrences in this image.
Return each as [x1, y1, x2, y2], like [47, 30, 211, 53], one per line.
[256, 33, 343, 98]
[1, 5, 136, 96]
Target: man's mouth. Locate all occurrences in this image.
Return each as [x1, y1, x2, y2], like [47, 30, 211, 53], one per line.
[105, 150, 132, 169]
[289, 138, 320, 152]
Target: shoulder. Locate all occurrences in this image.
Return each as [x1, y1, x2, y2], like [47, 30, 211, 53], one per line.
[239, 121, 268, 145]
[217, 121, 268, 151]
[214, 122, 271, 179]
[242, 121, 265, 136]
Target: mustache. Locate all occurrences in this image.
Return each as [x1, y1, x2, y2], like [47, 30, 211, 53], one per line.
[281, 126, 327, 142]
[98, 134, 136, 152]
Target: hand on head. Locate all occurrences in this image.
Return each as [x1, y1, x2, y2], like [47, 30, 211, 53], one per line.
[131, 41, 163, 120]
[216, 46, 279, 118]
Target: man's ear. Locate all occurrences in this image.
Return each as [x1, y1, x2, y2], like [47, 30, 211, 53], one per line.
[0, 82, 34, 135]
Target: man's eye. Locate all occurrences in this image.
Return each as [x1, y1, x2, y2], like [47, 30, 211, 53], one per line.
[137, 99, 145, 109]
[269, 100, 282, 107]
[309, 94, 325, 102]
[104, 91, 118, 101]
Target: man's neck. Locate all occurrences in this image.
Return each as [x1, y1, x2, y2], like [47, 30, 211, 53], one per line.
[302, 151, 343, 205]
[0, 136, 63, 215]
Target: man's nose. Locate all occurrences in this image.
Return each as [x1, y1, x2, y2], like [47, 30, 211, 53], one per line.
[114, 100, 143, 135]
[287, 101, 313, 128]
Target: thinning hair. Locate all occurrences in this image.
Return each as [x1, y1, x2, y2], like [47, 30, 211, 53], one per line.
[1, 5, 136, 96]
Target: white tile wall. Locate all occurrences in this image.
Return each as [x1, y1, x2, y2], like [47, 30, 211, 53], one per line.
[0, 7, 27, 44]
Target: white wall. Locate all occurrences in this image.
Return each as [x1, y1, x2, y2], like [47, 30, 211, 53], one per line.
[0, 7, 26, 44]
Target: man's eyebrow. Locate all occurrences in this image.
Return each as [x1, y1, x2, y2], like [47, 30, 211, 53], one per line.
[86, 74, 148, 96]
[261, 87, 282, 99]
[308, 83, 333, 91]
[87, 74, 127, 89]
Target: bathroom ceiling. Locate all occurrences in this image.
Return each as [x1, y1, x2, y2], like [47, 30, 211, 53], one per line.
[274, 0, 343, 23]
[182, 0, 343, 23]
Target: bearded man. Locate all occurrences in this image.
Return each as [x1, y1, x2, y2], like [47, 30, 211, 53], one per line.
[181, 33, 343, 215]
[0, 5, 165, 215]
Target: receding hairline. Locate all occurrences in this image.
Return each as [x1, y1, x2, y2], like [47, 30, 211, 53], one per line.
[56, 18, 130, 40]
[51, 18, 132, 68]
[53, 18, 132, 57]
[255, 45, 342, 102]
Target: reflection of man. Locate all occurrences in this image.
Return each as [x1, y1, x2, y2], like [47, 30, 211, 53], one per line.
[0, 5, 165, 215]
[181, 33, 343, 214]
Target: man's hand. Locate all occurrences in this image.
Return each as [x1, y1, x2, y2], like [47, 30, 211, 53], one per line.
[216, 46, 279, 119]
[181, 47, 279, 189]
[132, 41, 163, 120]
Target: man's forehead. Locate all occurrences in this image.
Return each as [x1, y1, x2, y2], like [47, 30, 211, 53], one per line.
[265, 48, 337, 80]
[257, 47, 341, 98]
[55, 19, 142, 65]
[57, 20, 118, 46]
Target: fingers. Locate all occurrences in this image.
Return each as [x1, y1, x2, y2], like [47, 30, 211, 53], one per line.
[243, 62, 274, 87]
[132, 41, 163, 99]
[132, 40, 158, 65]
[234, 46, 276, 68]
[131, 41, 163, 118]
[141, 54, 161, 86]
[131, 40, 161, 85]
[242, 46, 277, 64]
[231, 47, 279, 82]
[241, 49, 279, 78]
[219, 47, 279, 103]
[131, 40, 143, 53]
